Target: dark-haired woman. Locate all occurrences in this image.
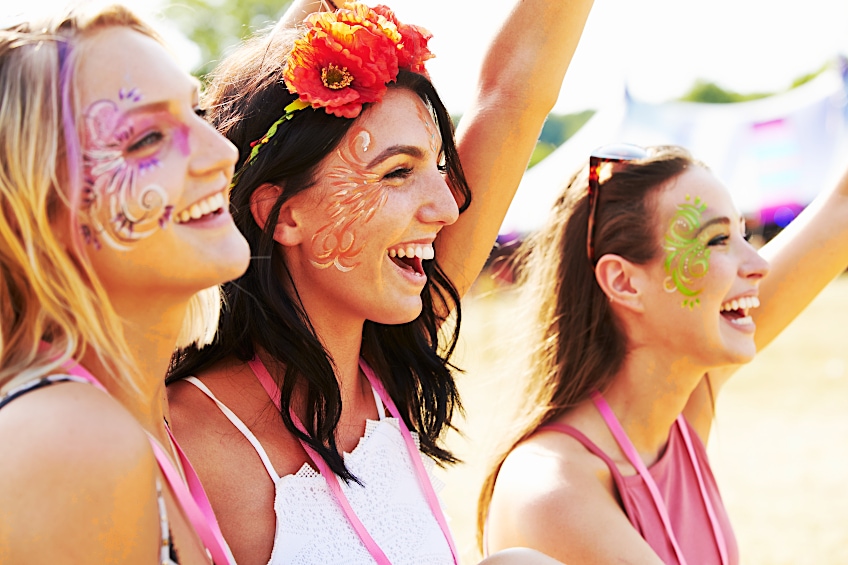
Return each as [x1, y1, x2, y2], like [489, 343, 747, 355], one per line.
[479, 144, 848, 563]
[166, 0, 592, 563]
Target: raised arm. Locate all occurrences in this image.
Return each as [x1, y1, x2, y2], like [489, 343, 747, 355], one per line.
[752, 165, 848, 349]
[273, 0, 332, 30]
[436, 0, 595, 296]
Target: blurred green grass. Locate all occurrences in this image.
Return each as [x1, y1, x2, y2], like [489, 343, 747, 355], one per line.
[439, 273, 848, 565]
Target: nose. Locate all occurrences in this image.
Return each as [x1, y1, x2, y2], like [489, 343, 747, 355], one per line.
[740, 241, 770, 282]
[189, 117, 239, 178]
[418, 170, 459, 226]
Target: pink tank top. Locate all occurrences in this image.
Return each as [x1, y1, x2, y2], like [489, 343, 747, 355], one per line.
[540, 417, 739, 564]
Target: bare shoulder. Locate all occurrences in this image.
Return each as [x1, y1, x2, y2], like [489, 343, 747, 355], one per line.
[487, 429, 666, 564]
[0, 380, 160, 564]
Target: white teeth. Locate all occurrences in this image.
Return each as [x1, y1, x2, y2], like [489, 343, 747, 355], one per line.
[387, 243, 435, 261]
[721, 296, 760, 312]
[174, 191, 226, 224]
[730, 315, 753, 326]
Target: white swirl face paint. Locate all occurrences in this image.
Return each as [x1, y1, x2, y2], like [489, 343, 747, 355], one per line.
[80, 90, 189, 250]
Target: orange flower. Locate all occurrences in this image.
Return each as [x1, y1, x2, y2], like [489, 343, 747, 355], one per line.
[283, 4, 403, 118]
[372, 5, 434, 77]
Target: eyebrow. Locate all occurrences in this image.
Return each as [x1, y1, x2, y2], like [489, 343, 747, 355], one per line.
[366, 145, 425, 169]
[694, 216, 731, 236]
[119, 80, 201, 120]
[121, 101, 170, 118]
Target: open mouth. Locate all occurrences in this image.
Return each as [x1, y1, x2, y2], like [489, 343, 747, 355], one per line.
[720, 295, 760, 326]
[387, 243, 434, 277]
[173, 191, 227, 224]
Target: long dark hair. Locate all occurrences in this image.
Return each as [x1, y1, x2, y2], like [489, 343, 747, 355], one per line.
[168, 28, 470, 481]
[476, 145, 699, 546]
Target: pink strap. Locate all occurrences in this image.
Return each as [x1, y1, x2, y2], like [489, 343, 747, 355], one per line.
[60, 359, 235, 565]
[248, 355, 459, 565]
[590, 391, 727, 565]
[359, 361, 460, 564]
[677, 418, 729, 565]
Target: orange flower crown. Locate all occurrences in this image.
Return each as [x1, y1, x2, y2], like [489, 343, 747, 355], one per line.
[238, 2, 434, 176]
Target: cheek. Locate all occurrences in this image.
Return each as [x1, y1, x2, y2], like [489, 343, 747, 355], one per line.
[80, 100, 177, 251]
[308, 129, 390, 273]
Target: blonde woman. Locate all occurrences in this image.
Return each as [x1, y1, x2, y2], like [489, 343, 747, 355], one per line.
[0, 5, 249, 563]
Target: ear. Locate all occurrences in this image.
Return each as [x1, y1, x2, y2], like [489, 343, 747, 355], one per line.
[249, 182, 303, 246]
[594, 254, 646, 314]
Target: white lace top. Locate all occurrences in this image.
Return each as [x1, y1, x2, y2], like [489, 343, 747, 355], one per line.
[185, 377, 454, 565]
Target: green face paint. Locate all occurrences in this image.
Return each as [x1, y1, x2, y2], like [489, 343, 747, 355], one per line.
[663, 195, 710, 309]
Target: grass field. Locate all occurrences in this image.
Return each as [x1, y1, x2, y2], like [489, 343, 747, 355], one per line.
[437, 273, 848, 564]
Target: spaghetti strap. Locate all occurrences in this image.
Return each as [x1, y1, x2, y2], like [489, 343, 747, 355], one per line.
[371, 385, 386, 420]
[184, 376, 281, 482]
[538, 422, 628, 484]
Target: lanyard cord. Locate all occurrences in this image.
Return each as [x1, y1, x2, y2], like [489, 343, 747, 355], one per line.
[59, 359, 235, 565]
[590, 391, 728, 565]
[248, 355, 459, 565]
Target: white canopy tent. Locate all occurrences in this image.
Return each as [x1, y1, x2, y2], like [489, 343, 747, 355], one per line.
[500, 59, 848, 237]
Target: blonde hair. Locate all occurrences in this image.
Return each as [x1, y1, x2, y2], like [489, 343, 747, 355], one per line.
[0, 4, 182, 394]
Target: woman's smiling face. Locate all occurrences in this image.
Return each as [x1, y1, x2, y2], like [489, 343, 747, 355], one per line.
[73, 27, 250, 302]
[279, 87, 459, 329]
[639, 166, 770, 367]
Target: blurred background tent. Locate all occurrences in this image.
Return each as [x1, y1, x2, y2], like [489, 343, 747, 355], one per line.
[500, 56, 848, 244]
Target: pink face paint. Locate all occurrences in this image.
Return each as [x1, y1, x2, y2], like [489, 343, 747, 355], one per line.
[80, 94, 189, 250]
[309, 99, 442, 272]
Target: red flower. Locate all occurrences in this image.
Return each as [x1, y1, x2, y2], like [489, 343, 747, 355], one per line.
[372, 5, 434, 77]
[283, 5, 403, 118]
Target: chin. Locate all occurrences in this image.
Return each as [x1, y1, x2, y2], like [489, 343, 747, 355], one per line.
[206, 237, 251, 283]
[372, 299, 424, 326]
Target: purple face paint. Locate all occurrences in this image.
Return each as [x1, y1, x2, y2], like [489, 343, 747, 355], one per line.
[310, 100, 441, 272]
[80, 93, 189, 250]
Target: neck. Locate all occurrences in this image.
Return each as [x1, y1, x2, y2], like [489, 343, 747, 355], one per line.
[313, 316, 368, 405]
[79, 292, 189, 446]
[601, 347, 706, 460]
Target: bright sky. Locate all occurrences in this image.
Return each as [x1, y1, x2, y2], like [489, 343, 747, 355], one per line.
[9, 0, 848, 115]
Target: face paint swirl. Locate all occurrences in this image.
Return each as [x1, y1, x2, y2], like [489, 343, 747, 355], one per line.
[663, 195, 710, 309]
[310, 101, 440, 272]
[80, 90, 186, 250]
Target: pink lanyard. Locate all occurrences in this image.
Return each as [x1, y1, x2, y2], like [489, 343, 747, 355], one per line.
[60, 359, 235, 565]
[248, 355, 459, 565]
[590, 391, 728, 565]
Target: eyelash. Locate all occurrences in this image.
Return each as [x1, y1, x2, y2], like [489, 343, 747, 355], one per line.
[707, 234, 729, 246]
[194, 106, 208, 118]
[127, 131, 164, 153]
[384, 167, 413, 180]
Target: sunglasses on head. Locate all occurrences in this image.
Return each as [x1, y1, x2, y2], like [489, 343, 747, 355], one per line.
[586, 143, 650, 264]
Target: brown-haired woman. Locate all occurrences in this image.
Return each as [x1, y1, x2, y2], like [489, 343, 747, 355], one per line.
[480, 144, 848, 564]
[0, 4, 251, 563]
[166, 0, 592, 564]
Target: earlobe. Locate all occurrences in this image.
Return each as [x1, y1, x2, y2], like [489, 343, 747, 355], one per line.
[594, 254, 645, 313]
[248, 182, 302, 246]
